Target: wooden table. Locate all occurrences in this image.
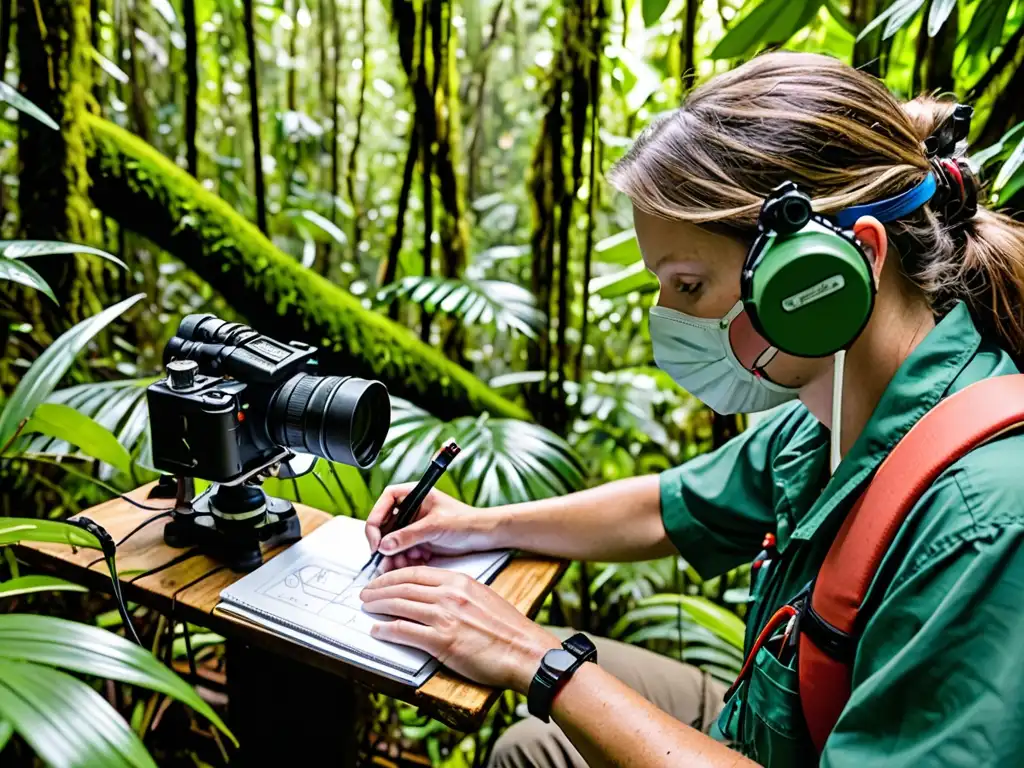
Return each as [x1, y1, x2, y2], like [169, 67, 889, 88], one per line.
[16, 483, 567, 765]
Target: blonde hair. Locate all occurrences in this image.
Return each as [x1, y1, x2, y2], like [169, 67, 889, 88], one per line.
[607, 51, 1024, 357]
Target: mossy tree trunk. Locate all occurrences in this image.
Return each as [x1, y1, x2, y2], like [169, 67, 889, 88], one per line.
[87, 116, 530, 422]
[15, 0, 104, 329]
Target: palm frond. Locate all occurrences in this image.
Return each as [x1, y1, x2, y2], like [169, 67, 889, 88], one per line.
[376, 276, 546, 339]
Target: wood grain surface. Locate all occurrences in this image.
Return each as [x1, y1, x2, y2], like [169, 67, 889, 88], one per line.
[15, 483, 567, 731]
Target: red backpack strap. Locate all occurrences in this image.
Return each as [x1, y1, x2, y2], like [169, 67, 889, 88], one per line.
[798, 373, 1024, 753]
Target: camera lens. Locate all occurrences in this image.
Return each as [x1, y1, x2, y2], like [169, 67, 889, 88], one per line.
[268, 374, 390, 469]
[176, 314, 258, 346]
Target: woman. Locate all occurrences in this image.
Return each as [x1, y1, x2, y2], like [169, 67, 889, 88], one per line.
[360, 52, 1024, 766]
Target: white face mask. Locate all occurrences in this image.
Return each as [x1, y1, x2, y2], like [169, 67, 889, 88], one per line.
[648, 301, 801, 414]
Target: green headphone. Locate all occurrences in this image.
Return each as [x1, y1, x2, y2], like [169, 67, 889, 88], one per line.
[741, 174, 939, 358]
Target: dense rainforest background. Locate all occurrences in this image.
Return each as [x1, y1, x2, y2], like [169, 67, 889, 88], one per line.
[1, 0, 1023, 764]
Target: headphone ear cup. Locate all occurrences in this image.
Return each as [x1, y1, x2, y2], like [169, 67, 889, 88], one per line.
[744, 220, 875, 358]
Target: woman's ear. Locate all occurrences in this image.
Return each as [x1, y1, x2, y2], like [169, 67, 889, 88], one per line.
[852, 216, 888, 286]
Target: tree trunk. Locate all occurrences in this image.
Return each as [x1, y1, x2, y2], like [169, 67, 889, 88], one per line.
[379, 126, 420, 311]
[88, 116, 531, 422]
[127, 7, 150, 143]
[419, 1, 439, 344]
[850, 0, 884, 77]
[15, 0, 102, 328]
[576, 0, 606, 382]
[242, 0, 268, 233]
[183, 0, 199, 176]
[925, 2, 958, 94]
[346, 0, 368, 261]
[679, 0, 698, 93]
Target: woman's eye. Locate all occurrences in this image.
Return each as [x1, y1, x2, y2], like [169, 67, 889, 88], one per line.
[675, 280, 702, 295]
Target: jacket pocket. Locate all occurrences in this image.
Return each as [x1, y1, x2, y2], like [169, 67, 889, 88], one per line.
[744, 646, 812, 766]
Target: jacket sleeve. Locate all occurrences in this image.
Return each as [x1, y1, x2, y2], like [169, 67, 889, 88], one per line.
[821, 470, 1024, 767]
[659, 404, 798, 579]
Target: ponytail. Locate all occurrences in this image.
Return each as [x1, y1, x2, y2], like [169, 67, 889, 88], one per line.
[898, 95, 1024, 359]
[957, 207, 1024, 358]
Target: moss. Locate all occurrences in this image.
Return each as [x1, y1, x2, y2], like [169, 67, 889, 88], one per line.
[15, 0, 103, 324]
[86, 116, 531, 421]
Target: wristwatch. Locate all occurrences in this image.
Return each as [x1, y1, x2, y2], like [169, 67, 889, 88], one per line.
[527, 633, 597, 722]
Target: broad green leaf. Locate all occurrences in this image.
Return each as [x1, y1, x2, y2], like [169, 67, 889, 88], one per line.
[961, 0, 1012, 60]
[37, 378, 156, 471]
[0, 81, 58, 130]
[0, 614, 235, 745]
[926, 0, 957, 36]
[638, 595, 747, 649]
[711, 0, 822, 59]
[90, 46, 130, 84]
[0, 575, 88, 598]
[20, 403, 133, 475]
[589, 260, 659, 298]
[969, 122, 1024, 170]
[856, 0, 927, 41]
[642, 0, 671, 27]
[0, 718, 11, 751]
[295, 209, 347, 246]
[594, 229, 642, 264]
[0, 240, 126, 269]
[0, 257, 56, 302]
[0, 293, 144, 444]
[0, 658, 154, 768]
[994, 134, 1024, 192]
[0, 518, 102, 551]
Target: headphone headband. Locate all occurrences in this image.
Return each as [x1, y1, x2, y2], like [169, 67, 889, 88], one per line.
[833, 173, 937, 228]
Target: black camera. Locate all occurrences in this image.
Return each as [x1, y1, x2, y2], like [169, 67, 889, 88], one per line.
[146, 314, 391, 570]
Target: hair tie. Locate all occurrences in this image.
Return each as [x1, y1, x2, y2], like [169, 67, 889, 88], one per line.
[930, 157, 978, 226]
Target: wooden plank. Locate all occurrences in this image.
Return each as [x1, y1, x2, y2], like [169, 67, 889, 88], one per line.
[16, 484, 567, 731]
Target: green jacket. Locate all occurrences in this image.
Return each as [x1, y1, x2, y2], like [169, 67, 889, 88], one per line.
[659, 301, 1024, 766]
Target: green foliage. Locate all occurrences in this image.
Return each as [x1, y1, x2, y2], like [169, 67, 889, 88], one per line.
[21, 403, 133, 476]
[0, 294, 144, 446]
[87, 116, 530, 422]
[712, 0, 825, 60]
[372, 397, 586, 507]
[0, 82, 59, 131]
[376, 276, 546, 340]
[0, 575, 88, 598]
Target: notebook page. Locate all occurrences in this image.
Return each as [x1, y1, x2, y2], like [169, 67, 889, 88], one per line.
[219, 515, 511, 674]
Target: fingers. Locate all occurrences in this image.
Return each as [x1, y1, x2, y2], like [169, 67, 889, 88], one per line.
[361, 596, 443, 626]
[366, 565, 455, 590]
[364, 482, 417, 552]
[378, 517, 444, 556]
[360, 581, 440, 605]
[370, 619, 442, 655]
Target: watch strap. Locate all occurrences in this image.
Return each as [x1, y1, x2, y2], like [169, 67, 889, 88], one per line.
[562, 632, 597, 663]
[527, 634, 597, 723]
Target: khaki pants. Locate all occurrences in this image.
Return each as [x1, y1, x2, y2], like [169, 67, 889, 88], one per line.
[489, 628, 729, 768]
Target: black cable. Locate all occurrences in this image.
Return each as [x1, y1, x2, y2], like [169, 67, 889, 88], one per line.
[127, 550, 202, 584]
[118, 495, 177, 513]
[105, 554, 142, 645]
[85, 511, 174, 569]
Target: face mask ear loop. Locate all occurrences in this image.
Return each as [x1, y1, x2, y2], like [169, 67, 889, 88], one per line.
[830, 350, 846, 474]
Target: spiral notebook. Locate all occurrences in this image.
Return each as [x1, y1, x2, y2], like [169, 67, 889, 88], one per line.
[217, 515, 511, 686]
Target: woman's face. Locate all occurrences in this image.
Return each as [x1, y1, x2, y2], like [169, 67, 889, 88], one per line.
[633, 207, 826, 389]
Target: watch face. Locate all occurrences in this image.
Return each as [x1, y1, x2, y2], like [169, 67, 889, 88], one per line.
[545, 649, 577, 674]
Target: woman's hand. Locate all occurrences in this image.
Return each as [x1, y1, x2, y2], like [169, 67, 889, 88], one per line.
[364, 485, 504, 571]
[360, 566, 559, 693]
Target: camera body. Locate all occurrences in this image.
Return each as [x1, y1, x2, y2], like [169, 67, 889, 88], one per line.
[147, 328, 316, 485]
[145, 314, 390, 571]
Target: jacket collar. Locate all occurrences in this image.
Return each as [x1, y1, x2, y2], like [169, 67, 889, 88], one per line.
[782, 301, 981, 545]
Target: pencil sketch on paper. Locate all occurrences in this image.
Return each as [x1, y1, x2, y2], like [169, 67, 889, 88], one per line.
[258, 559, 377, 633]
